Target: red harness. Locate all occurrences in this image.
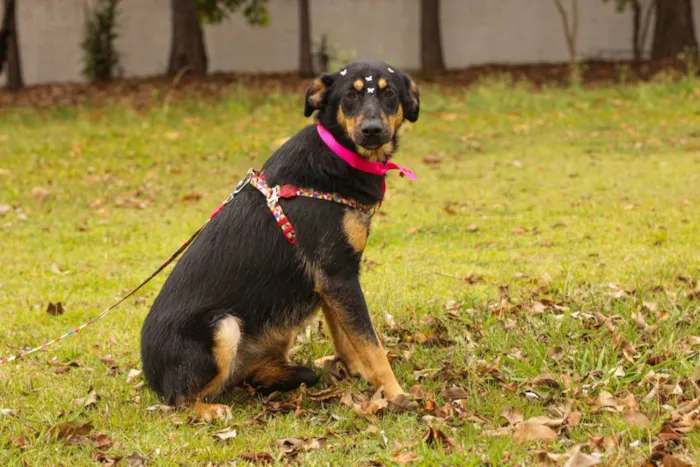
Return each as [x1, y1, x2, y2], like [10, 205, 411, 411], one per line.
[240, 125, 416, 246]
[247, 170, 374, 245]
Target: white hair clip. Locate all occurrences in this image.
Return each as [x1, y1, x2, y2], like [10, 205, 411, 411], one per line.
[387, 67, 394, 73]
[367, 87, 375, 93]
[339, 69, 347, 76]
[365, 76, 373, 82]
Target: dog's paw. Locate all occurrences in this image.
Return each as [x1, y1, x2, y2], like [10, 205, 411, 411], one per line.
[194, 402, 232, 423]
[387, 393, 419, 412]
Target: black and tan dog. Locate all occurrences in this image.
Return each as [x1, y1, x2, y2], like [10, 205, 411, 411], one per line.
[140, 60, 420, 421]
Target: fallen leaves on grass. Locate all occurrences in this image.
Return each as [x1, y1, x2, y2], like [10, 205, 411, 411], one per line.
[563, 452, 601, 467]
[126, 369, 142, 383]
[588, 391, 638, 413]
[52, 421, 94, 444]
[31, 187, 51, 199]
[212, 427, 237, 441]
[45, 301, 64, 316]
[444, 386, 468, 401]
[623, 409, 651, 428]
[340, 388, 388, 422]
[391, 450, 419, 465]
[74, 391, 100, 409]
[239, 453, 274, 464]
[277, 437, 326, 457]
[421, 154, 443, 165]
[422, 425, 457, 451]
[513, 423, 558, 444]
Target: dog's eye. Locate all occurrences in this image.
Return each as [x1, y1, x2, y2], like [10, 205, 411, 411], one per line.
[384, 89, 395, 98]
[345, 90, 358, 100]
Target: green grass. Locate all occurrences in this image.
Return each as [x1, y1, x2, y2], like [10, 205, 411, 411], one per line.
[1, 77, 700, 466]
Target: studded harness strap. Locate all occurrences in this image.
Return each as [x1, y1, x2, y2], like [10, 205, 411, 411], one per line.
[248, 170, 374, 245]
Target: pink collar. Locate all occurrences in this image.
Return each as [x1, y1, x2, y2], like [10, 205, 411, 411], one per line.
[316, 123, 416, 181]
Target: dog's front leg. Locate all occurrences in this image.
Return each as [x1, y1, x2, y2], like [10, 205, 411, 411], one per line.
[320, 277, 406, 400]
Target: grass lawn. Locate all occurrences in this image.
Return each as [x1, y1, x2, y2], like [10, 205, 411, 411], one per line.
[1, 76, 700, 466]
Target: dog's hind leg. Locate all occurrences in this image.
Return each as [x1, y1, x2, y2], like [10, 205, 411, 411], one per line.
[243, 359, 318, 395]
[191, 315, 242, 421]
[239, 327, 318, 395]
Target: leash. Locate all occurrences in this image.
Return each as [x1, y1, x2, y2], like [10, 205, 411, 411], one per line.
[0, 171, 253, 365]
[2, 134, 417, 365]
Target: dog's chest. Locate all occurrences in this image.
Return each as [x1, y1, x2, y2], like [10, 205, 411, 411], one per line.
[342, 210, 372, 253]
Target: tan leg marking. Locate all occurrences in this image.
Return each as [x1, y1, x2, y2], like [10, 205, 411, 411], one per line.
[321, 303, 364, 377]
[191, 316, 241, 422]
[343, 210, 371, 253]
[322, 298, 405, 399]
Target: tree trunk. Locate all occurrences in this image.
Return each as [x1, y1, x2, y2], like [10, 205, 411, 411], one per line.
[632, 0, 642, 63]
[167, 0, 207, 76]
[420, 0, 445, 77]
[298, 0, 313, 77]
[651, 0, 698, 60]
[1, 0, 23, 89]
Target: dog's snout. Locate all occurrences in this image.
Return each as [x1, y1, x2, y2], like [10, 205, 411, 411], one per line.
[360, 120, 383, 137]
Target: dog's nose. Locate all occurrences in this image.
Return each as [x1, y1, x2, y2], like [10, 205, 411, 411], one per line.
[360, 121, 383, 137]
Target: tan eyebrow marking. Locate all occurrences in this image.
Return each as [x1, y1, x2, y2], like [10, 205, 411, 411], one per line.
[353, 79, 364, 91]
[378, 78, 387, 89]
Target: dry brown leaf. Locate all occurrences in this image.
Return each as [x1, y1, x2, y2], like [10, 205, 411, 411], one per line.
[45, 302, 64, 316]
[126, 369, 142, 383]
[444, 386, 468, 401]
[180, 192, 203, 202]
[9, 434, 27, 449]
[566, 411, 582, 427]
[53, 421, 93, 444]
[482, 427, 513, 437]
[422, 425, 455, 450]
[512, 226, 528, 234]
[589, 391, 624, 412]
[302, 385, 344, 402]
[534, 450, 568, 465]
[662, 454, 693, 467]
[532, 373, 561, 389]
[564, 452, 601, 467]
[90, 432, 113, 449]
[391, 451, 419, 465]
[466, 224, 479, 232]
[501, 407, 524, 426]
[388, 393, 419, 412]
[623, 409, 650, 427]
[239, 453, 274, 464]
[631, 312, 648, 330]
[524, 416, 565, 428]
[74, 391, 99, 409]
[512, 423, 558, 444]
[31, 187, 51, 199]
[546, 346, 564, 361]
[211, 427, 237, 441]
[421, 154, 443, 165]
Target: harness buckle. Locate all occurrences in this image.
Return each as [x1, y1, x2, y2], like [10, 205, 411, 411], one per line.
[267, 186, 280, 207]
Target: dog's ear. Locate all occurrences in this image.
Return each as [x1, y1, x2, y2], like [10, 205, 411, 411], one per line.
[304, 73, 335, 117]
[401, 74, 420, 122]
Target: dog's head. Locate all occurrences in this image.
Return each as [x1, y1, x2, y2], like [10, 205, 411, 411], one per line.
[304, 61, 420, 162]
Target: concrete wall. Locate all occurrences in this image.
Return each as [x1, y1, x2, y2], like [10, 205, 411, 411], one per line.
[2, 0, 700, 86]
